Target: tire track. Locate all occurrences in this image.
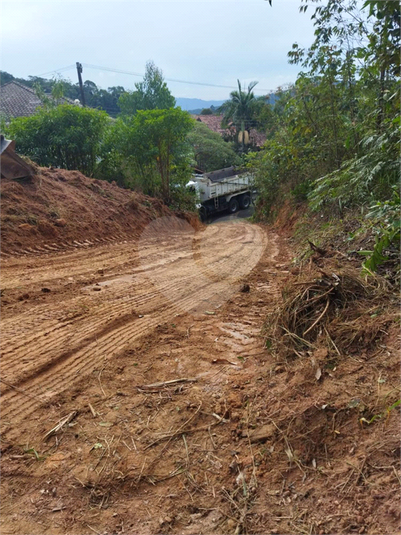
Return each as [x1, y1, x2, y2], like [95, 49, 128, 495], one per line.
[1, 230, 254, 360]
[2, 240, 261, 386]
[2, 224, 257, 354]
[1, 222, 267, 439]
[1, 272, 260, 429]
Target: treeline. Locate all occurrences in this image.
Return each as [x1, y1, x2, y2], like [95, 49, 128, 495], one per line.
[3, 62, 248, 210]
[2, 60, 281, 207]
[0, 68, 279, 125]
[250, 0, 399, 272]
[0, 70, 125, 117]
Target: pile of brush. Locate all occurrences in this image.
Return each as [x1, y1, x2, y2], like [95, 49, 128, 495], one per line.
[266, 265, 394, 358]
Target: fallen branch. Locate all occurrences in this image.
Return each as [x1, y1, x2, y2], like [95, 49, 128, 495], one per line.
[137, 377, 197, 391]
[44, 411, 78, 441]
[88, 403, 97, 418]
[303, 299, 330, 336]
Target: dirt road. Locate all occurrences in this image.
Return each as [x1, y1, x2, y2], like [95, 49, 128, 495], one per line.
[1, 219, 268, 442]
[2, 217, 399, 535]
[1, 218, 284, 535]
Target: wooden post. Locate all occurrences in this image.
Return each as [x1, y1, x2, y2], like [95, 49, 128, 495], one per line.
[76, 62, 86, 106]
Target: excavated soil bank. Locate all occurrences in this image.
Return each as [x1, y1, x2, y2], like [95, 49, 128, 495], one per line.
[0, 167, 199, 256]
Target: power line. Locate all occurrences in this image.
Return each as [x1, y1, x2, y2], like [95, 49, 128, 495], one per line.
[36, 65, 76, 77]
[84, 64, 143, 79]
[83, 63, 276, 95]
[84, 63, 240, 90]
[34, 62, 276, 95]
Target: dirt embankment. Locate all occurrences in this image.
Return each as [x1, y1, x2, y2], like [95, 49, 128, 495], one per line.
[0, 167, 199, 255]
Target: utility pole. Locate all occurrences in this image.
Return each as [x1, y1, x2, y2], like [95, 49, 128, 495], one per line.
[76, 62, 86, 106]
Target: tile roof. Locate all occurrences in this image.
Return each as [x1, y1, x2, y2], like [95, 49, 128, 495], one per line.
[0, 81, 75, 120]
[192, 114, 266, 147]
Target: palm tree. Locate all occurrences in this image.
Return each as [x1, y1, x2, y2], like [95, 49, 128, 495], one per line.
[220, 80, 258, 151]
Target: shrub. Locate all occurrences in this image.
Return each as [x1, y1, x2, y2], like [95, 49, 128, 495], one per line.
[8, 104, 109, 176]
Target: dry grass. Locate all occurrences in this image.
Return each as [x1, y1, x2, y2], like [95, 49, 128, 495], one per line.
[265, 264, 394, 358]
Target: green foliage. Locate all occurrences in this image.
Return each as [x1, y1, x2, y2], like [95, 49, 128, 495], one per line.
[0, 71, 14, 85]
[360, 399, 400, 426]
[309, 117, 400, 212]
[33, 78, 67, 109]
[248, 133, 293, 220]
[100, 108, 194, 202]
[1, 70, 126, 117]
[95, 131, 129, 189]
[7, 104, 109, 176]
[250, 97, 321, 220]
[291, 179, 313, 203]
[200, 108, 213, 115]
[169, 182, 197, 212]
[118, 61, 175, 116]
[82, 81, 125, 117]
[220, 80, 259, 151]
[358, 187, 400, 274]
[0, 115, 8, 132]
[253, 0, 400, 241]
[253, 97, 280, 138]
[188, 121, 240, 172]
[24, 447, 45, 461]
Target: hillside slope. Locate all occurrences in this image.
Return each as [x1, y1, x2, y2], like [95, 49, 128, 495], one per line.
[0, 168, 195, 255]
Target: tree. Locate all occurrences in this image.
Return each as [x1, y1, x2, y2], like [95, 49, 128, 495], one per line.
[84, 80, 98, 98]
[130, 108, 193, 200]
[0, 71, 15, 85]
[253, 0, 399, 221]
[361, 0, 400, 129]
[33, 78, 67, 108]
[220, 80, 259, 151]
[7, 104, 109, 176]
[101, 108, 194, 201]
[119, 61, 176, 116]
[188, 121, 240, 172]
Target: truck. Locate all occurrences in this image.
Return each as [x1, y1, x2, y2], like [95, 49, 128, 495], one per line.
[187, 166, 254, 220]
[0, 135, 33, 180]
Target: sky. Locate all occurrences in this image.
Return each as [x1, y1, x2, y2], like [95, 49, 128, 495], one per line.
[1, 0, 316, 101]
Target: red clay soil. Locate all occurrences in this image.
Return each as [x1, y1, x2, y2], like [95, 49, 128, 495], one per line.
[0, 169, 400, 535]
[0, 167, 198, 256]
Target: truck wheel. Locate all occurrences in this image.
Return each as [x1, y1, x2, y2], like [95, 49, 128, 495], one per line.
[228, 198, 239, 213]
[199, 206, 207, 221]
[240, 194, 251, 209]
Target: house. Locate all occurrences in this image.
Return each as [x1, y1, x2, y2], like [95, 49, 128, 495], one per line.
[192, 114, 266, 148]
[0, 81, 76, 121]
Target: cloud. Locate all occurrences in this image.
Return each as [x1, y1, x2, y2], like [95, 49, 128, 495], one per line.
[1, 0, 315, 99]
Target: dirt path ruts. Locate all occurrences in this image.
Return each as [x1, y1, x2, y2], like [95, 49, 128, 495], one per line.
[1, 220, 269, 443]
[2, 218, 399, 535]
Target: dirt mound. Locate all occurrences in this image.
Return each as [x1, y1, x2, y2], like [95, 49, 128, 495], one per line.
[1, 168, 199, 255]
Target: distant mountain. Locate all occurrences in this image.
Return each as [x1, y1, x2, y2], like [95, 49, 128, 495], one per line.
[176, 98, 226, 112]
[177, 93, 280, 114]
[264, 93, 279, 106]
